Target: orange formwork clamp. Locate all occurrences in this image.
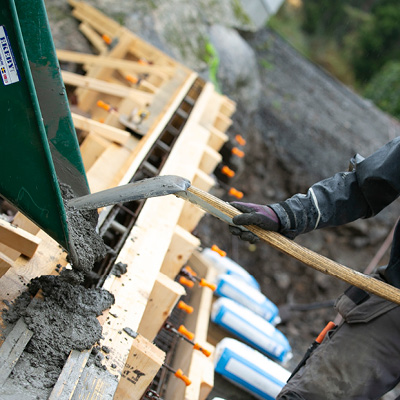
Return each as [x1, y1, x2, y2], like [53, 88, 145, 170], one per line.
[179, 276, 194, 288]
[193, 343, 212, 357]
[174, 368, 192, 386]
[96, 99, 116, 113]
[178, 325, 195, 341]
[163, 364, 191, 386]
[101, 34, 112, 45]
[199, 278, 216, 291]
[125, 74, 139, 84]
[235, 134, 246, 146]
[221, 165, 235, 178]
[231, 147, 245, 158]
[211, 244, 226, 257]
[177, 300, 194, 314]
[228, 187, 244, 199]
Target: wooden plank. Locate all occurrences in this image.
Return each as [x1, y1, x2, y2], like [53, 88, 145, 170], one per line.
[0, 252, 13, 279]
[114, 334, 165, 400]
[80, 132, 111, 171]
[49, 349, 90, 400]
[72, 112, 130, 145]
[0, 218, 41, 258]
[160, 226, 200, 279]
[198, 146, 222, 175]
[214, 113, 232, 133]
[111, 72, 198, 187]
[69, 0, 122, 35]
[86, 143, 131, 193]
[0, 318, 33, 386]
[78, 22, 108, 53]
[164, 251, 216, 400]
[74, 33, 134, 112]
[184, 350, 215, 400]
[0, 230, 68, 346]
[208, 126, 229, 152]
[57, 50, 173, 79]
[62, 70, 153, 104]
[138, 272, 186, 341]
[219, 95, 236, 117]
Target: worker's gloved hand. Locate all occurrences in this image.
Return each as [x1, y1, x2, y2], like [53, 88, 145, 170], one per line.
[229, 202, 280, 243]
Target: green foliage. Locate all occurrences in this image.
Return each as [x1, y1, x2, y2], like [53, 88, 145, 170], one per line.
[352, 0, 400, 82]
[203, 41, 221, 93]
[364, 61, 400, 119]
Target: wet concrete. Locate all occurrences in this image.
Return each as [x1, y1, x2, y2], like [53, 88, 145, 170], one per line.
[60, 182, 107, 274]
[2, 274, 115, 398]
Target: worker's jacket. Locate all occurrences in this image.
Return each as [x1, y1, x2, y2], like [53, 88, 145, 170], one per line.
[270, 136, 400, 287]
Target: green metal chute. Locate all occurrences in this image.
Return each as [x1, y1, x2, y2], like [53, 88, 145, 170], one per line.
[0, 0, 90, 259]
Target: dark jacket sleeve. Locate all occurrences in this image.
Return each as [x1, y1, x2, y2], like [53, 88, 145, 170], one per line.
[269, 137, 400, 238]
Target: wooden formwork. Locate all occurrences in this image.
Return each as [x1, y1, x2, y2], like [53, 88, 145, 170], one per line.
[0, 2, 237, 400]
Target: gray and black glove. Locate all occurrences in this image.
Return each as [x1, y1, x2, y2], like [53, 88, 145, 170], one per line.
[229, 202, 280, 243]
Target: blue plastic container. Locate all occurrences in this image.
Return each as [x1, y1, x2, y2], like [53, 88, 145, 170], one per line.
[214, 274, 280, 325]
[212, 297, 292, 363]
[214, 338, 291, 400]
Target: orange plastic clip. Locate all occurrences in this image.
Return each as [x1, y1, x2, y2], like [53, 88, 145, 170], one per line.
[193, 343, 212, 357]
[211, 244, 226, 257]
[231, 147, 245, 158]
[184, 266, 197, 276]
[228, 187, 244, 199]
[177, 300, 194, 314]
[221, 165, 235, 178]
[175, 368, 191, 386]
[102, 34, 112, 45]
[179, 276, 194, 288]
[199, 278, 216, 291]
[97, 100, 112, 112]
[235, 134, 246, 146]
[178, 325, 195, 341]
[125, 74, 139, 84]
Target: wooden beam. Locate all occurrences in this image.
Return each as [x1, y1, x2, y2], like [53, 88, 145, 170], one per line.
[219, 95, 236, 117]
[0, 252, 13, 279]
[138, 272, 186, 341]
[0, 212, 40, 260]
[0, 318, 33, 386]
[78, 22, 108, 53]
[86, 142, 132, 193]
[61, 70, 153, 104]
[164, 250, 217, 400]
[160, 226, 200, 279]
[49, 349, 90, 400]
[0, 218, 41, 258]
[0, 230, 68, 346]
[80, 132, 111, 171]
[57, 50, 173, 79]
[214, 113, 232, 133]
[72, 112, 130, 145]
[208, 126, 229, 152]
[198, 146, 222, 175]
[114, 334, 165, 400]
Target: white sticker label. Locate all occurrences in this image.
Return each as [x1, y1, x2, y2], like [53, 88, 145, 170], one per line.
[0, 25, 20, 86]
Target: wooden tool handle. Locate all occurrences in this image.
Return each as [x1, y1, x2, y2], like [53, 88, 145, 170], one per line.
[188, 186, 400, 305]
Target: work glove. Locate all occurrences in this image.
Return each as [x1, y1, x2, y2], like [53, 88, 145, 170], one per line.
[229, 202, 280, 243]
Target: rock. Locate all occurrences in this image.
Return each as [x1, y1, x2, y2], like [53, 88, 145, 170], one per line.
[209, 24, 261, 114]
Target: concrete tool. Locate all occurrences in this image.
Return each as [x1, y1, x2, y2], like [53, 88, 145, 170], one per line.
[68, 174, 400, 305]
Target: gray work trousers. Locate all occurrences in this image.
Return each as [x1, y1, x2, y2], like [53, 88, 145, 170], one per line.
[277, 279, 400, 400]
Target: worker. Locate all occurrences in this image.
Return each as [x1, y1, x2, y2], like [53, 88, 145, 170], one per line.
[229, 136, 400, 399]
